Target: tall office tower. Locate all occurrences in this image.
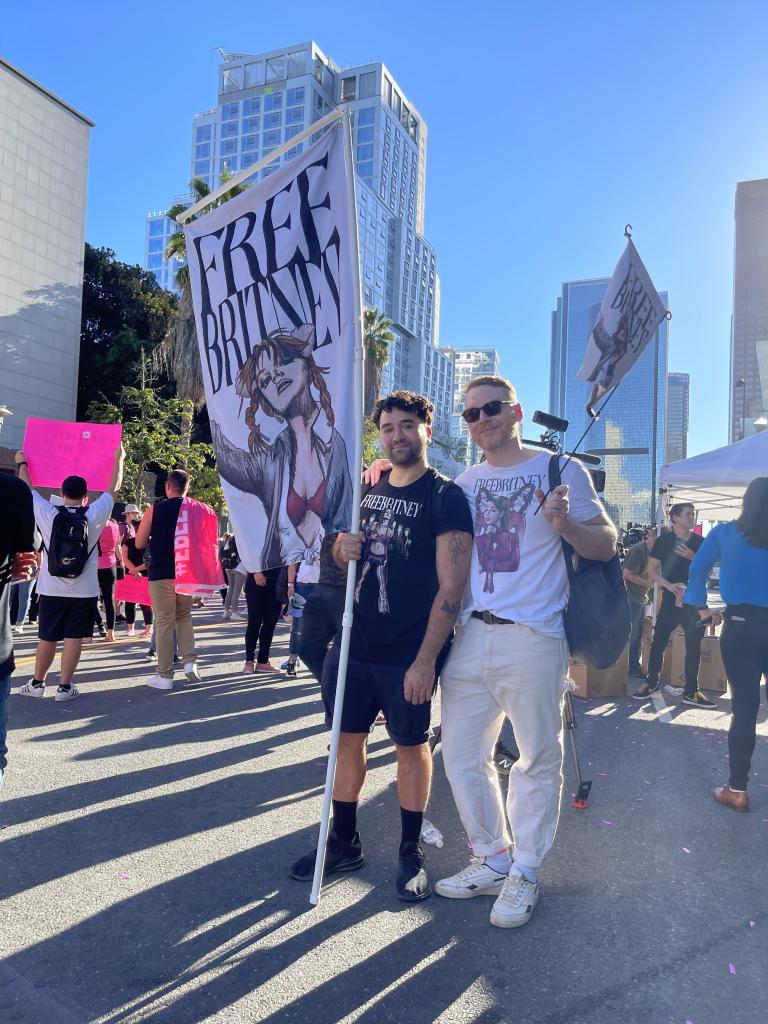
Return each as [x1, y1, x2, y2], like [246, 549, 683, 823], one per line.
[550, 279, 669, 529]
[143, 43, 449, 433]
[445, 348, 501, 467]
[731, 179, 768, 441]
[665, 372, 689, 464]
[0, 58, 92, 462]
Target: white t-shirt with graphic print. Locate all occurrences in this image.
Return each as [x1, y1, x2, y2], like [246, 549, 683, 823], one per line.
[456, 452, 604, 637]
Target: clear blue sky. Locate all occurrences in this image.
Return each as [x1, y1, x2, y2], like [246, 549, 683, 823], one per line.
[6, 1, 768, 457]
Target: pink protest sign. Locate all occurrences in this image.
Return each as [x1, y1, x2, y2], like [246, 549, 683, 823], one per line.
[115, 575, 151, 605]
[23, 419, 122, 491]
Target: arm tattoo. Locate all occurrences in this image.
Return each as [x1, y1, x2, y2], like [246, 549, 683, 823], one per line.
[449, 531, 469, 564]
[440, 599, 461, 618]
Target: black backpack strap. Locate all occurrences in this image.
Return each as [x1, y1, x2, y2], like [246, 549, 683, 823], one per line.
[548, 454, 577, 584]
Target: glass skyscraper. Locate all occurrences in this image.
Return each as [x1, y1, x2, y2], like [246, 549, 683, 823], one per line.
[665, 372, 689, 464]
[550, 279, 669, 529]
[445, 347, 501, 467]
[730, 179, 768, 441]
[143, 42, 452, 435]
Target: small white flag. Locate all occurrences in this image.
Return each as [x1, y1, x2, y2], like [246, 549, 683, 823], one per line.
[577, 239, 667, 416]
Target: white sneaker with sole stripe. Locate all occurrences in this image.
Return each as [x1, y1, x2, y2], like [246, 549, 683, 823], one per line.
[490, 871, 539, 928]
[435, 858, 508, 899]
[54, 684, 79, 702]
[17, 680, 45, 698]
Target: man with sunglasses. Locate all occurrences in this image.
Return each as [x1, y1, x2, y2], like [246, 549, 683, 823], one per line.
[434, 375, 617, 928]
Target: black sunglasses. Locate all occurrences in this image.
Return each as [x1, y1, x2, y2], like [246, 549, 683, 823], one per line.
[461, 399, 517, 424]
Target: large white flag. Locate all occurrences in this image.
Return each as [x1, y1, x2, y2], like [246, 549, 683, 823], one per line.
[185, 121, 358, 571]
[577, 239, 667, 416]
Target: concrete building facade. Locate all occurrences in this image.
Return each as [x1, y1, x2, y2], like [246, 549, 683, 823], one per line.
[0, 58, 92, 455]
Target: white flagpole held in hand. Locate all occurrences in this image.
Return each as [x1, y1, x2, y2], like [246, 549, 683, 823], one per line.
[310, 111, 365, 906]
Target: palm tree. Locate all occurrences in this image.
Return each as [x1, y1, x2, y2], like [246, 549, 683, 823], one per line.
[363, 307, 395, 417]
[153, 168, 249, 409]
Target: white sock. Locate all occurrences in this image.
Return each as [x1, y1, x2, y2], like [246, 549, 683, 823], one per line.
[513, 861, 537, 884]
[484, 851, 512, 874]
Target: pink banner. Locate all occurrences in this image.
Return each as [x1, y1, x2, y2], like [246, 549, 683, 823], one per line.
[115, 575, 151, 605]
[174, 497, 223, 595]
[23, 418, 122, 491]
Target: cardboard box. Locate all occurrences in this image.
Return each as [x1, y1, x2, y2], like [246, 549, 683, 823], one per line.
[569, 647, 629, 699]
[669, 633, 728, 693]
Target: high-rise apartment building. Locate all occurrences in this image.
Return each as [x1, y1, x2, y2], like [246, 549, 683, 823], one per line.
[445, 348, 501, 467]
[730, 179, 768, 441]
[550, 279, 669, 528]
[0, 58, 92, 460]
[143, 43, 450, 432]
[665, 372, 689, 464]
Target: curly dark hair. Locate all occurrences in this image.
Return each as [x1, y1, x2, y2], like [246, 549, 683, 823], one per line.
[372, 390, 433, 427]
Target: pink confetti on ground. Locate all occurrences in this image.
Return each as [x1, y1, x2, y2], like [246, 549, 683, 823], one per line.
[682, 847, 690, 854]
[119, 872, 132, 880]
[728, 963, 736, 975]
[749, 921, 756, 928]
[0, 823, 11, 831]
[601, 820, 613, 826]
[598, 772, 608, 777]
[643, 779, 651, 785]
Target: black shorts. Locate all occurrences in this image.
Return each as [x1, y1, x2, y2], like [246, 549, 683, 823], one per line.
[321, 643, 438, 747]
[38, 595, 98, 642]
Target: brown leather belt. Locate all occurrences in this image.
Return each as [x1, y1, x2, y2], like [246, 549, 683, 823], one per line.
[471, 610, 516, 626]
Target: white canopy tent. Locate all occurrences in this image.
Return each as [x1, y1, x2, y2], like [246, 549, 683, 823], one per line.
[658, 429, 768, 521]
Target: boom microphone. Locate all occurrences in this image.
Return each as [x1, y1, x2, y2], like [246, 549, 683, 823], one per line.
[532, 410, 569, 434]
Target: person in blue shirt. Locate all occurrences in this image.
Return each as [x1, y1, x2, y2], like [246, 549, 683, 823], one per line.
[686, 477, 768, 813]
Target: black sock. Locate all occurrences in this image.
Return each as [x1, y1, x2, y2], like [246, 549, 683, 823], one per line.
[32, 679, 45, 688]
[400, 807, 424, 849]
[332, 799, 358, 843]
[58, 683, 71, 691]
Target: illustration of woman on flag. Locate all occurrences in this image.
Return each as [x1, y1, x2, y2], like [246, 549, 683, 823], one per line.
[210, 324, 352, 570]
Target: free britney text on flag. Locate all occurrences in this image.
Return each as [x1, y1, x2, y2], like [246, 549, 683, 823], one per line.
[185, 123, 356, 572]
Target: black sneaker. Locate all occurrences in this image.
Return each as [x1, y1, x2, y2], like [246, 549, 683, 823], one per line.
[285, 661, 297, 678]
[397, 842, 430, 902]
[632, 681, 660, 701]
[290, 830, 364, 881]
[493, 743, 520, 776]
[97, 624, 107, 638]
[682, 690, 717, 709]
[115, 614, 126, 624]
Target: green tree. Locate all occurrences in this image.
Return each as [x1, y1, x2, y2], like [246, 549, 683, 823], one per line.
[363, 307, 395, 418]
[78, 244, 177, 417]
[153, 169, 249, 408]
[362, 417, 380, 467]
[86, 385, 225, 513]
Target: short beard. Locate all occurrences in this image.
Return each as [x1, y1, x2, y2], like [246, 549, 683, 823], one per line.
[386, 441, 422, 466]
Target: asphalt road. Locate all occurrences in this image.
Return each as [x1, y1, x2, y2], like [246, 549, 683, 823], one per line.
[1, 606, 766, 1024]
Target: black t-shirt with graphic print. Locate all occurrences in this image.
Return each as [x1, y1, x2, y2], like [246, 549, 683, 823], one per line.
[651, 530, 703, 585]
[350, 468, 473, 667]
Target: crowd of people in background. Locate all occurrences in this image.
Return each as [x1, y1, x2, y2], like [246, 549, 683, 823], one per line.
[1, 376, 767, 925]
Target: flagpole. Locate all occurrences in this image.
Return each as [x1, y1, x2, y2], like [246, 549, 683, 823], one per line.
[650, 325, 660, 523]
[309, 110, 365, 906]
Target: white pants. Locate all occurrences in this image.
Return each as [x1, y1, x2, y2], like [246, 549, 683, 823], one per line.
[440, 616, 568, 868]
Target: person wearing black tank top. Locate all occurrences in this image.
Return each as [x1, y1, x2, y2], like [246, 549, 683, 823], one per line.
[135, 470, 200, 691]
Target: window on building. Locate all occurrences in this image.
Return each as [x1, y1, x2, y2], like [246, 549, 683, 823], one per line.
[148, 254, 163, 269]
[221, 120, 238, 138]
[195, 142, 211, 159]
[359, 71, 377, 98]
[222, 102, 240, 120]
[242, 97, 260, 116]
[148, 220, 165, 237]
[263, 110, 282, 130]
[358, 106, 375, 127]
[358, 125, 374, 144]
[194, 159, 210, 175]
[286, 107, 303, 125]
[284, 143, 303, 160]
[263, 91, 283, 111]
[243, 62, 264, 88]
[148, 237, 164, 253]
[241, 152, 257, 169]
[266, 55, 286, 82]
[242, 116, 259, 133]
[285, 124, 303, 140]
[357, 143, 374, 162]
[195, 125, 212, 143]
[221, 67, 243, 93]
[287, 87, 305, 106]
[220, 139, 238, 156]
[341, 77, 356, 101]
[287, 50, 307, 76]
[262, 129, 281, 149]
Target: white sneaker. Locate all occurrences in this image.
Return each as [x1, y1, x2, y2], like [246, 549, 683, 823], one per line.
[435, 858, 508, 899]
[230, 612, 247, 622]
[222, 610, 232, 621]
[13, 625, 23, 635]
[54, 684, 79, 702]
[17, 680, 45, 698]
[147, 675, 173, 690]
[184, 663, 201, 684]
[490, 871, 539, 928]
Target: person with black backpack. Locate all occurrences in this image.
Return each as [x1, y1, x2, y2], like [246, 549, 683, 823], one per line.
[14, 445, 124, 702]
[431, 375, 616, 929]
[290, 391, 473, 903]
